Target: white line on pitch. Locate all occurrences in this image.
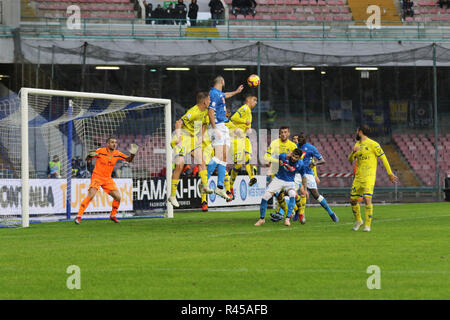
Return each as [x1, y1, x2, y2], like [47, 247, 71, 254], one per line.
[207, 214, 450, 238]
[144, 267, 450, 275]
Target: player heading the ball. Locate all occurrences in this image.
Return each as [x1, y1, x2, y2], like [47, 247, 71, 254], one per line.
[206, 76, 244, 200]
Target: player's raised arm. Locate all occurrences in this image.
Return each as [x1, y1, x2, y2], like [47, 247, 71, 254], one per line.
[126, 144, 139, 163]
[225, 84, 244, 99]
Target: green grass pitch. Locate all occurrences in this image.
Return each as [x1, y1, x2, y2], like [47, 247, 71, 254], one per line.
[1, 203, 449, 300]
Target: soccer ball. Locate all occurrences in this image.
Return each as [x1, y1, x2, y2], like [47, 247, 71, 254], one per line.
[247, 74, 261, 88]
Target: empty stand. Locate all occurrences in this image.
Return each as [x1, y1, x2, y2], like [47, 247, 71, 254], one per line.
[228, 0, 353, 23]
[405, 0, 450, 24]
[30, 0, 136, 20]
[392, 133, 450, 186]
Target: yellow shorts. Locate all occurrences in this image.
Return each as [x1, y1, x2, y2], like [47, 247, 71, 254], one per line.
[231, 137, 252, 164]
[202, 139, 214, 165]
[350, 178, 375, 199]
[172, 135, 200, 158]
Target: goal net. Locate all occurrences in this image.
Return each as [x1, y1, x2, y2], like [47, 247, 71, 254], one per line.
[0, 88, 172, 227]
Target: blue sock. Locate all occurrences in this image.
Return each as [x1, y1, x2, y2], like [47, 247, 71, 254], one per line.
[319, 196, 334, 215]
[217, 164, 226, 188]
[260, 199, 268, 219]
[286, 197, 296, 218]
[207, 158, 218, 179]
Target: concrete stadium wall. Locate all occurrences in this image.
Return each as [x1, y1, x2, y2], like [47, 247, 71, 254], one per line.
[0, 0, 20, 27]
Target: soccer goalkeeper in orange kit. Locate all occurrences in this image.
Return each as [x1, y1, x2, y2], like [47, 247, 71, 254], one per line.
[75, 137, 138, 224]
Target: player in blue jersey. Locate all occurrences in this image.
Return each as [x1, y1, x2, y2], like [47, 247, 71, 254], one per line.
[296, 133, 338, 222]
[206, 76, 244, 200]
[255, 149, 308, 227]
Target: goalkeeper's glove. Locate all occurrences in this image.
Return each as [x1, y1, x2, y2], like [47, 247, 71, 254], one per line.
[129, 144, 139, 155]
[88, 150, 98, 158]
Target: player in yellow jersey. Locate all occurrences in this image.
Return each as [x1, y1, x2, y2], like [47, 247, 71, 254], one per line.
[348, 125, 398, 232]
[264, 126, 298, 215]
[169, 92, 213, 208]
[199, 112, 214, 211]
[229, 95, 258, 198]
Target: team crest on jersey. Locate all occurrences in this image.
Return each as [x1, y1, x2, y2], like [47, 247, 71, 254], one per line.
[186, 113, 191, 119]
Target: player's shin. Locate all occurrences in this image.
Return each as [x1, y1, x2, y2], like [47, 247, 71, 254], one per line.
[286, 197, 296, 218]
[365, 204, 373, 227]
[317, 195, 333, 215]
[230, 166, 240, 187]
[199, 169, 208, 188]
[244, 155, 254, 179]
[224, 171, 231, 192]
[217, 162, 226, 188]
[351, 202, 362, 222]
[207, 157, 219, 179]
[111, 199, 120, 218]
[77, 196, 92, 218]
[260, 199, 268, 219]
[171, 179, 179, 197]
[277, 196, 288, 214]
[201, 192, 207, 203]
[300, 194, 306, 215]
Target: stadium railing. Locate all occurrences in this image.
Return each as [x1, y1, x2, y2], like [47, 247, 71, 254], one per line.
[14, 17, 450, 41]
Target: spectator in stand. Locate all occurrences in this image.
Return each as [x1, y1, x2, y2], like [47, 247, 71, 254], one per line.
[249, 0, 257, 17]
[175, 0, 188, 25]
[209, 0, 224, 26]
[134, 0, 142, 18]
[117, 162, 133, 178]
[72, 158, 81, 178]
[166, 3, 176, 25]
[77, 159, 90, 178]
[181, 164, 193, 177]
[232, 0, 256, 17]
[438, 0, 450, 9]
[402, 0, 414, 19]
[192, 164, 199, 177]
[154, 4, 165, 24]
[48, 155, 61, 179]
[145, 2, 153, 24]
[232, 0, 244, 17]
[188, 0, 199, 26]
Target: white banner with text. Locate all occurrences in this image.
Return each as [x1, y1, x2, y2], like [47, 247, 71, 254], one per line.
[0, 179, 133, 215]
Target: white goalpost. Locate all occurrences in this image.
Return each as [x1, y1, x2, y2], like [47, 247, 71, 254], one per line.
[0, 88, 173, 228]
